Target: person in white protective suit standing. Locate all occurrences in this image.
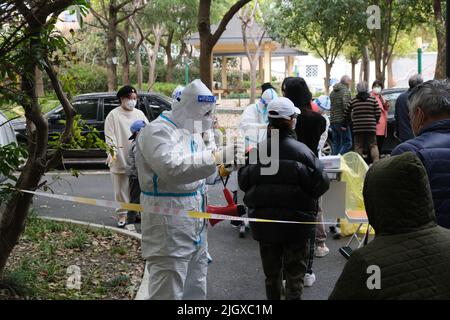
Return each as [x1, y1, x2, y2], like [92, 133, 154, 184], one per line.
[227, 88, 278, 237]
[239, 88, 278, 148]
[135, 79, 244, 300]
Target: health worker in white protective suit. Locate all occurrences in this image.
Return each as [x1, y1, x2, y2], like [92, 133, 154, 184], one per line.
[225, 88, 278, 237]
[136, 79, 243, 300]
[239, 88, 278, 148]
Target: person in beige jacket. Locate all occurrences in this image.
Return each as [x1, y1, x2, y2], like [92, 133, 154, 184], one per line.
[105, 85, 149, 227]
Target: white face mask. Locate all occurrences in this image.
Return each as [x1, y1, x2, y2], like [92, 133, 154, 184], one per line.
[373, 87, 382, 95]
[123, 99, 137, 110]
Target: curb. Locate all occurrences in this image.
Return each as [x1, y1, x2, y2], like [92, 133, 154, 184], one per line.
[39, 216, 148, 300]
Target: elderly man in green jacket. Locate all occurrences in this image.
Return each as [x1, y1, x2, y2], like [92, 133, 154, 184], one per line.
[330, 76, 353, 155]
[330, 152, 450, 300]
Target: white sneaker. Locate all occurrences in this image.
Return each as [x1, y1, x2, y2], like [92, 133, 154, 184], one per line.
[207, 252, 213, 264]
[304, 273, 316, 287]
[315, 245, 330, 258]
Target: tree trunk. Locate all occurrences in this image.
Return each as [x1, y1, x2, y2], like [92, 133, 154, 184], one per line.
[199, 43, 213, 90]
[387, 56, 395, 88]
[351, 57, 357, 93]
[249, 60, 257, 104]
[135, 44, 143, 90]
[363, 45, 370, 83]
[198, 0, 252, 90]
[146, 29, 162, 90]
[375, 54, 385, 84]
[119, 23, 130, 86]
[0, 39, 48, 277]
[433, 0, 446, 80]
[106, 25, 118, 91]
[35, 67, 45, 97]
[163, 31, 175, 83]
[166, 53, 174, 83]
[324, 62, 332, 95]
[0, 1, 78, 280]
[132, 21, 144, 90]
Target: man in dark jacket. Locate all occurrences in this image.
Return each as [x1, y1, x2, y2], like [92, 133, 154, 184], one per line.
[394, 74, 423, 142]
[330, 76, 353, 155]
[392, 79, 450, 228]
[330, 152, 450, 299]
[238, 97, 330, 300]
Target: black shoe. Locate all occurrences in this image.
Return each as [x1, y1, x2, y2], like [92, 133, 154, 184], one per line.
[339, 246, 353, 260]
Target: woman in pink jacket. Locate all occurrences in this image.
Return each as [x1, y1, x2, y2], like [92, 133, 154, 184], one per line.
[371, 80, 390, 153]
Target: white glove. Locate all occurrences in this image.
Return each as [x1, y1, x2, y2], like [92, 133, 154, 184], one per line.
[213, 140, 245, 165]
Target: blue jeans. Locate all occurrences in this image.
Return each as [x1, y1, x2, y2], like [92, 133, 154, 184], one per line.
[330, 123, 352, 155]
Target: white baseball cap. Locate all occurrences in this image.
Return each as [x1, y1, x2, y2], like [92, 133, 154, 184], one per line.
[267, 97, 301, 120]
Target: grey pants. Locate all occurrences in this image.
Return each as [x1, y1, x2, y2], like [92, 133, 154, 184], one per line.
[259, 241, 309, 300]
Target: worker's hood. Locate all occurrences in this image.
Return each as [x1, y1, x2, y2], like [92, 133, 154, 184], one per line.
[172, 79, 216, 133]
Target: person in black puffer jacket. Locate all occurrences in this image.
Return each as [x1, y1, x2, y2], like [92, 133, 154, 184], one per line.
[238, 97, 330, 300]
[281, 76, 328, 287]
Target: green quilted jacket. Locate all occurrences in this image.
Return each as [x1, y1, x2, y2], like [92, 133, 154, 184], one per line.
[329, 152, 450, 300]
[330, 83, 352, 124]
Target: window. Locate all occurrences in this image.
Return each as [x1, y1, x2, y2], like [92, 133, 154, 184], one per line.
[103, 98, 120, 119]
[137, 97, 149, 118]
[73, 99, 98, 120]
[305, 65, 319, 78]
[148, 97, 171, 121]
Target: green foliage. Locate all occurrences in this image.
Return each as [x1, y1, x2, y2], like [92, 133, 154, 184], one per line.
[102, 275, 130, 288]
[267, 0, 366, 65]
[0, 143, 28, 203]
[64, 229, 88, 250]
[48, 115, 113, 154]
[44, 63, 108, 95]
[0, 257, 38, 297]
[151, 82, 180, 97]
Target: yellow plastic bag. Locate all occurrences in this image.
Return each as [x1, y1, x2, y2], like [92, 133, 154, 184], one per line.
[339, 218, 374, 236]
[339, 152, 375, 236]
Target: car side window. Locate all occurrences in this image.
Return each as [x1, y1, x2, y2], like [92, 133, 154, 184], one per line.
[137, 97, 148, 118]
[73, 99, 98, 120]
[148, 97, 170, 120]
[103, 98, 120, 120]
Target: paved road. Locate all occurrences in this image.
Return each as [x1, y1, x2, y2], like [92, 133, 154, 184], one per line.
[33, 169, 349, 300]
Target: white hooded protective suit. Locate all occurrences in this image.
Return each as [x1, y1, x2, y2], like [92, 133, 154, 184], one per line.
[136, 79, 217, 300]
[239, 88, 278, 148]
[229, 88, 278, 195]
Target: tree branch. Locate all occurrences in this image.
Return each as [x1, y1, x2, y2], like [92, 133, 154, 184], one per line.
[90, 7, 108, 29]
[42, 56, 76, 168]
[116, 5, 145, 25]
[211, 0, 252, 46]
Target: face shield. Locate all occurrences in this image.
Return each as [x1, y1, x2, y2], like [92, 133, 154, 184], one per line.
[172, 80, 216, 133]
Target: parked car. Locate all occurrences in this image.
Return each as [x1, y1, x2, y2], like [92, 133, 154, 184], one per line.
[1, 111, 18, 182]
[12, 91, 172, 163]
[381, 88, 407, 154]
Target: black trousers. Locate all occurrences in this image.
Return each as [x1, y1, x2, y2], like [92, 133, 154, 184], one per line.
[259, 241, 309, 300]
[128, 175, 141, 220]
